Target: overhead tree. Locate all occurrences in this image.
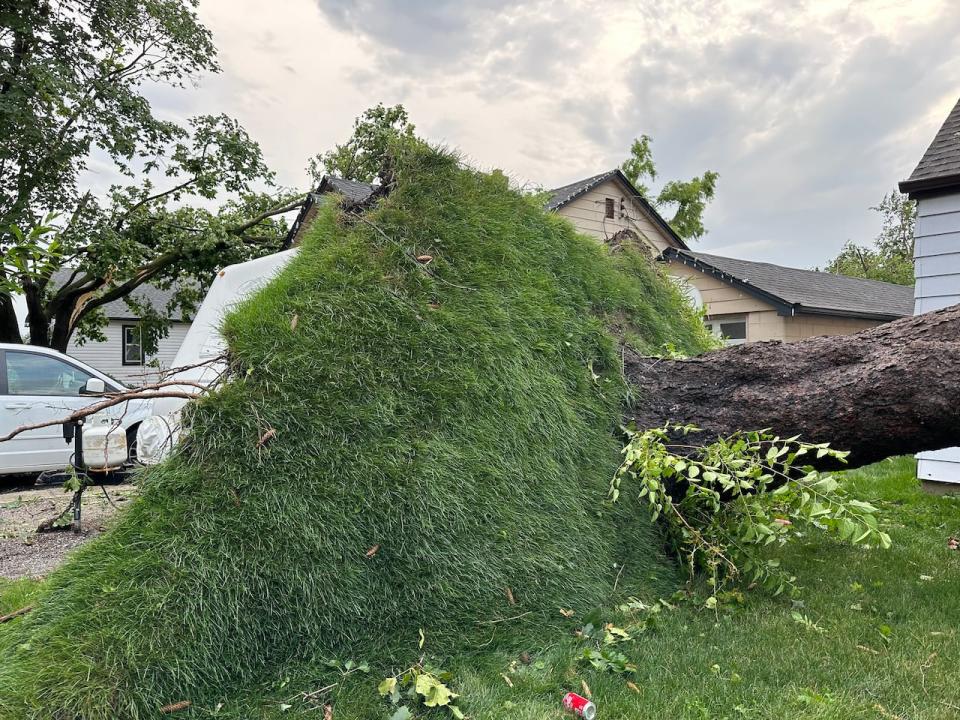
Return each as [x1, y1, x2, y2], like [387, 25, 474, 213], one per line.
[307, 103, 415, 184]
[0, 0, 299, 352]
[621, 134, 719, 242]
[824, 190, 916, 285]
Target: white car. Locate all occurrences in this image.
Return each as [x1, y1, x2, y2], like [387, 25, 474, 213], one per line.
[0, 344, 152, 475]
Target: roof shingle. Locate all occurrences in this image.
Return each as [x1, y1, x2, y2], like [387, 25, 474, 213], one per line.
[667, 250, 915, 321]
[545, 171, 616, 210]
[50, 270, 195, 321]
[900, 96, 960, 195]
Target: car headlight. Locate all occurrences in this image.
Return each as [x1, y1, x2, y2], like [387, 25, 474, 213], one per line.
[136, 414, 180, 465]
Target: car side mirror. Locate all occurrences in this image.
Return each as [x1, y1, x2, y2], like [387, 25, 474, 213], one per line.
[81, 378, 105, 395]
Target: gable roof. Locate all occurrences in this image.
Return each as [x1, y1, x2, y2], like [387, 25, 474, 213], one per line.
[283, 169, 690, 250]
[900, 96, 960, 196]
[283, 176, 377, 249]
[49, 270, 194, 322]
[546, 168, 689, 250]
[664, 248, 915, 321]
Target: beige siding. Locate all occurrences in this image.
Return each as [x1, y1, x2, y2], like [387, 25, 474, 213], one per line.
[554, 179, 679, 253]
[668, 263, 773, 314]
[666, 260, 884, 343]
[782, 315, 880, 342]
[67, 320, 190, 387]
[746, 310, 787, 342]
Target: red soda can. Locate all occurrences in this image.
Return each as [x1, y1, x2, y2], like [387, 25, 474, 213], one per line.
[563, 692, 597, 719]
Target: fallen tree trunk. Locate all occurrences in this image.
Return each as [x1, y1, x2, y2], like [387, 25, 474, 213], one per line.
[624, 303, 960, 470]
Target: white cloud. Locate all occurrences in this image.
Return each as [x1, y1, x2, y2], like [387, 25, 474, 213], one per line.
[139, 0, 960, 268]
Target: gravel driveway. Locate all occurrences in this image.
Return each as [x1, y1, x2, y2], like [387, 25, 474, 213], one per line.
[0, 480, 137, 580]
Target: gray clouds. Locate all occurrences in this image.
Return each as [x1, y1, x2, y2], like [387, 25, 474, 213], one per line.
[173, 0, 960, 268]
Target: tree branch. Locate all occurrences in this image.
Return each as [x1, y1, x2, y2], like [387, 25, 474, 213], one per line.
[0, 390, 200, 443]
[228, 197, 304, 236]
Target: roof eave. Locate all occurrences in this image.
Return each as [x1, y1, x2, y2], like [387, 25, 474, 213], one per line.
[791, 305, 908, 322]
[662, 249, 910, 322]
[662, 248, 793, 315]
[282, 177, 335, 249]
[898, 173, 960, 199]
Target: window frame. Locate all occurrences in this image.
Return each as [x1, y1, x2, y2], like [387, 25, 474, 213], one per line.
[121, 324, 145, 366]
[704, 315, 748, 346]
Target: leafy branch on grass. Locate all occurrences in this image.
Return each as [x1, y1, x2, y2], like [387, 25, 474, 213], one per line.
[612, 424, 891, 600]
[378, 663, 465, 720]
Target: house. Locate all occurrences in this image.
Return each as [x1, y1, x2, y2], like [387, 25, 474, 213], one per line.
[661, 249, 914, 344]
[545, 169, 690, 254]
[283, 176, 376, 249]
[546, 170, 913, 343]
[60, 279, 193, 387]
[899, 95, 960, 489]
[283, 171, 913, 345]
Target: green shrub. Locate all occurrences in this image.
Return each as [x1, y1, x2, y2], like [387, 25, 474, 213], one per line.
[0, 143, 711, 718]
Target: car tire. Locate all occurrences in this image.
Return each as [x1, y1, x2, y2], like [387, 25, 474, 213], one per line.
[126, 424, 140, 465]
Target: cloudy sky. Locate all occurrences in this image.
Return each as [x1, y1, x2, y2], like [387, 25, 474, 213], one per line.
[152, 0, 960, 267]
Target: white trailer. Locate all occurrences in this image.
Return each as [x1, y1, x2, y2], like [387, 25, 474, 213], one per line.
[136, 249, 298, 464]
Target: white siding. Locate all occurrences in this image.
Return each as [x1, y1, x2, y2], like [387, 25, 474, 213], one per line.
[66, 320, 190, 387]
[913, 190, 960, 484]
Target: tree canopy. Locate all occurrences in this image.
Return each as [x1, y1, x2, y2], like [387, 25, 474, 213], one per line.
[0, 0, 296, 351]
[621, 134, 719, 242]
[307, 103, 416, 184]
[823, 190, 915, 286]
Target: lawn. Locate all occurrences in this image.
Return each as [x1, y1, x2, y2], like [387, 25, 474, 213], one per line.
[2, 456, 958, 719]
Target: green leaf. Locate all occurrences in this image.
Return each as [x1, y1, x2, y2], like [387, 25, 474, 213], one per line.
[379, 677, 398, 697]
[415, 673, 457, 707]
[390, 707, 413, 720]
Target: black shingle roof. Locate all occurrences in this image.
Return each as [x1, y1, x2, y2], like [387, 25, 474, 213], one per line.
[900, 96, 960, 195]
[322, 176, 376, 204]
[282, 175, 377, 249]
[665, 249, 915, 321]
[545, 170, 615, 210]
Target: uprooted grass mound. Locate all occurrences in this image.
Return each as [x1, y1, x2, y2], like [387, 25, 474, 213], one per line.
[0, 144, 711, 718]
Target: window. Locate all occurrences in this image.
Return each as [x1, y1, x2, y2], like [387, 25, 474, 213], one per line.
[122, 325, 145, 365]
[5, 351, 94, 396]
[604, 197, 615, 219]
[704, 315, 748, 346]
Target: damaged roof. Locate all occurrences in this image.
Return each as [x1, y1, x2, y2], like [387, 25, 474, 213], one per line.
[664, 249, 915, 321]
[900, 96, 960, 196]
[283, 175, 377, 249]
[546, 168, 689, 249]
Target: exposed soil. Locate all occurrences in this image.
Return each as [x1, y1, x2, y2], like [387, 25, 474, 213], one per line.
[0, 480, 138, 580]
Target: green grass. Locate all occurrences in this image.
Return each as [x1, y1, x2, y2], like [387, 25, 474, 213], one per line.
[0, 143, 711, 718]
[177, 456, 960, 719]
[0, 577, 43, 616]
[5, 459, 954, 718]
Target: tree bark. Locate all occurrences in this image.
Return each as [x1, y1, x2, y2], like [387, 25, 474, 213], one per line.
[0, 291, 23, 343]
[623, 304, 960, 470]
